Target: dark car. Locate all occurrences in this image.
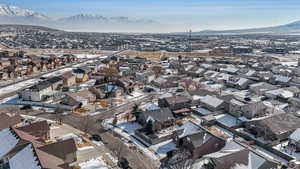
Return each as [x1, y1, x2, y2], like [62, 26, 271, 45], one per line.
[91, 134, 102, 141]
[143, 87, 155, 93]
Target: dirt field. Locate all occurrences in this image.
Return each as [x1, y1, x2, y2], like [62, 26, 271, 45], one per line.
[121, 50, 211, 61]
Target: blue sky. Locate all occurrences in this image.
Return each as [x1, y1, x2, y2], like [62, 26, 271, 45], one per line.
[1, 0, 300, 32]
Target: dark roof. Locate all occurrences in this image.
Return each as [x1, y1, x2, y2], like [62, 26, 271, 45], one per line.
[29, 80, 52, 91]
[186, 132, 212, 148]
[61, 71, 75, 79]
[162, 95, 192, 105]
[73, 67, 92, 74]
[0, 113, 23, 130]
[188, 89, 217, 97]
[47, 76, 63, 84]
[38, 138, 77, 162]
[142, 107, 175, 123]
[16, 121, 50, 139]
[248, 113, 300, 135]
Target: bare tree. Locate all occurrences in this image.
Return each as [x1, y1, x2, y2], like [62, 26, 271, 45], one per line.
[161, 149, 194, 169]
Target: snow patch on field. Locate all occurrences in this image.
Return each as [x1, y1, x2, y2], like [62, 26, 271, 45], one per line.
[78, 146, 95, 151]
[78, 157, 109, 169]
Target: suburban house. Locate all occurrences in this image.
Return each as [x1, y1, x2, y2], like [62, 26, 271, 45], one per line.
[62, 71, 77, 86]
[151, 76, 179, 89]
[195, 141, 279, 169]
[249, 82, 278, 95]
[245, 113, 300, 141]
[289, 128, 300, 152]
[177, 131, 226, 159]
[225, 76, 253, 90]
[138, 107, 175, 132]
[0, 121, 77, 169]
[47, 76, 64, 90]
[61, 89, 97, 111]
[158, 95, 192, 111]
[199, 95, 225, 112]
[135, 71, 156, 84]
[20, 80, 53, 102]
[73, 67, 92, 83]
[229, 99, 267, 119]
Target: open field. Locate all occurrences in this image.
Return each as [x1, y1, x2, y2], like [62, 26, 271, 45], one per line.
[121, 50, 211, 61]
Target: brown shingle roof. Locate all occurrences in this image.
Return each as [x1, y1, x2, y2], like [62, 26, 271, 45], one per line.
[16, 121, 49, 139]
[38, 139, 77, 162]
[0, 113, 23, 130]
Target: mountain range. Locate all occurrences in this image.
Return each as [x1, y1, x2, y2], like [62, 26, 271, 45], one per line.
[196, 21, 300, 35]
[0, 5, 158, 32]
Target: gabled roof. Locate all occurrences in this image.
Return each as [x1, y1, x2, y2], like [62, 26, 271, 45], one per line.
[200, 95, 224, 108]
[0, 128, 19, 158]
[289, 128, 300, 142]
[29, 80, 52, 91]
[38, 138, 76, 162]
[201, 141, 278, 169]
[8, 144, 42, 169]
[142, 107, 175, 123]
[16, 121, 49, 140]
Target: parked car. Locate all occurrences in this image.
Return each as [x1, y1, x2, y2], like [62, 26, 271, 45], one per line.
[91, 134, 102, 141]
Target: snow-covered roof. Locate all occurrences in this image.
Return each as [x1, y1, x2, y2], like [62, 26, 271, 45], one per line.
[200, 95, 224, 108]
[9, 144, 42, 169]
[0, 128, 19, 158]
[274, 75, 291, 83]
[290, 128, 300, 141]
[178, 121, 201, 138]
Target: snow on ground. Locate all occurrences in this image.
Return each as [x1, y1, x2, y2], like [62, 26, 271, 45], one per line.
[116, 121, 142, 134]
[78, 146, 95, 151]
[273, 141, 300, 160]
[92, 140, 104, 146]
[112, 126, 159, 160]
[0, 95, 18, 104]
[49, 126, 60, 130]
[126, 91, 144, 99]
[42, 68, 73, 77]
[0, 79, 39, 96]
[105, 153, 118, 164]
[74, 54, 101, 59]
[281, 62, 298, 67]
[78, 157, 109, 169]
[150, 140, 176, 159]
[59, 133, 83, 144]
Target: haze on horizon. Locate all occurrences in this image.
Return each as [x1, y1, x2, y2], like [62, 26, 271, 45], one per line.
[1, 0, 300, 33]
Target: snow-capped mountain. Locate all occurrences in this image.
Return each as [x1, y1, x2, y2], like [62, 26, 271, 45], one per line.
[0, 5, 48, 20]
[0, 5, 159, 32]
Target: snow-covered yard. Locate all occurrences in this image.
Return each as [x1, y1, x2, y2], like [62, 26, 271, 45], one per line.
[116, 121, 142, 135]
[78, 157, 109, 169]
[273, 141, 300, 160]
[0, 79, 39, 96]
[150, 140, 176, 159]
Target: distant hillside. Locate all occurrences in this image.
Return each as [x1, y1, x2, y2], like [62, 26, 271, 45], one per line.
[0, 24, 62, 32]
[195, 20, 300, 35]
[0, 5, 159, 32]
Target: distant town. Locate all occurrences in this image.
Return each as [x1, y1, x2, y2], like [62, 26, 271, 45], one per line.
[2, 24, 300, 169]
